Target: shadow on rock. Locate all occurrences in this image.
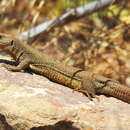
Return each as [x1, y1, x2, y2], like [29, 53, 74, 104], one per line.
[31, 120, 80, 130]
[0, 114, 14, 130]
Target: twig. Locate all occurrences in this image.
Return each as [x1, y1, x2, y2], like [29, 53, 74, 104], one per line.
[16, 0, 115, 41]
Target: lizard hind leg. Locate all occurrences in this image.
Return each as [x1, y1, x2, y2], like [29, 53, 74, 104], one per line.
[81, 74, 99, 101]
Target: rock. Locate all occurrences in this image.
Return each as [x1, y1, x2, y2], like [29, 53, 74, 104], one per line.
[0, 55, 130, 130]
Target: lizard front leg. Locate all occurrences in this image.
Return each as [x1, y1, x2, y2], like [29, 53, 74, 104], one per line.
[2, 59, 30, 71]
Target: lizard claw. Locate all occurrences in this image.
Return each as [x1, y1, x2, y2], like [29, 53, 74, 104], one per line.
[2, 64, 11, 70]
[79, 89, 99, 101]
[72, 86, 98, 101]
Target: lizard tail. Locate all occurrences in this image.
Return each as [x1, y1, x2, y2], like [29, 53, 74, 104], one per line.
[103, 81, 130, 103]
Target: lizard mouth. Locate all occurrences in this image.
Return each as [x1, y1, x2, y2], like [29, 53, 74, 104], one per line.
[0, 42, 10, 46]
[0, 42, 10, 50]
[0, 34, 11, 47]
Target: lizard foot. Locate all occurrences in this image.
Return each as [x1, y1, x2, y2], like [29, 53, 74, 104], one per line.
[2, 64, 22, 72]
[79, 89, 99, 101]
[72, 86, 99, 101]
[2, 64, 13, 71]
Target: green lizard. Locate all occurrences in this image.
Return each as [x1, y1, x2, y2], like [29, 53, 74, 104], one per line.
[0, 33, 130, 103]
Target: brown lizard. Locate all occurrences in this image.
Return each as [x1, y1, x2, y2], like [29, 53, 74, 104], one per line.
[0, 33, 130, 103]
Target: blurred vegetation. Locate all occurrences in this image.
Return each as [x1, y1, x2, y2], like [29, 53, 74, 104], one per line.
[0, 0, 130, 85]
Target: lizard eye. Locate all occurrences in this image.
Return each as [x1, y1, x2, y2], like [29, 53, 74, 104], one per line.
[0, 35, 6, 39]
[0, 35, 3, 39]
[10, 40, 14, 45]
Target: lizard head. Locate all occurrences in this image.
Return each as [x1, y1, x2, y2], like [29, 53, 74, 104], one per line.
[0, 34, 14, 50]
[0, 33, 35, 61]
[0, 33, 31, 60]
[0, 33, 22, 60]
[0, 33, 22, 56]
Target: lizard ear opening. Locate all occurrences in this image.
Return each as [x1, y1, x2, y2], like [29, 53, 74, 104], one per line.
[10, 40, 14, 45]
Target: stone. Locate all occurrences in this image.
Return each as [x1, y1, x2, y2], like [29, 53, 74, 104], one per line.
[0, 55, 130, 130]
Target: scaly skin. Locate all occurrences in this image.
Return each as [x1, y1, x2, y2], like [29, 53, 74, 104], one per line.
[0, 33, 130, 103]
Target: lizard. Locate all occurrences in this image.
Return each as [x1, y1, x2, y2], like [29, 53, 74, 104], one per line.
[0, 33, 130, 103]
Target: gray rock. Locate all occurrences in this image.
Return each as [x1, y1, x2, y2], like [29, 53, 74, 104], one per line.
[0, 55, 130, 130]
